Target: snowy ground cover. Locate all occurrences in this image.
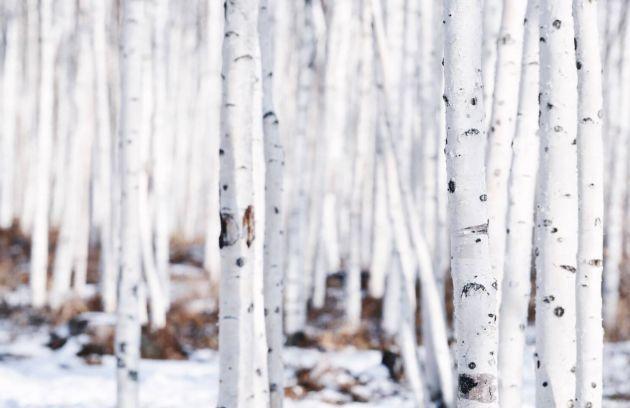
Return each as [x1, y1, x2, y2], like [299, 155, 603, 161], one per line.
[0, 321, 628, 407]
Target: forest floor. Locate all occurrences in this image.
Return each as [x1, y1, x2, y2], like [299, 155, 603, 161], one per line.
[0, 313, 629, 407]
[0, 228, 629, 407]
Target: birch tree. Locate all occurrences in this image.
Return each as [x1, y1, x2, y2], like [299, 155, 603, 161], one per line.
[443, 0, 498, 405]
[0, 0, 20, 229]
[116, 1, 144, 406]
[218, 0, 270, 404]
[482, 0, 502, 126]
[203, 0, 223, 293]
[485, 0, 528, 298]
[574, 1, 605, 406]
[497, 0, 540, 405]
[93, 0, 117, 314]
[259, 0, 285, 405]
[30, 0, 55, 308]
[602, 3, 629, 330]
[535, 0, 579, 405]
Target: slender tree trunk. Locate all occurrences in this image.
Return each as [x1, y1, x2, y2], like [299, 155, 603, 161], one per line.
[497, 0, 540, 404]
[602, 5, 629, 330]
[218, 0, 270, 405]
[0, 0, 20, 229]
[535, 1, 579, 405]
[481, 0, 502, 128]
[152, 0, 173, 310]
[443, 0, 498, 405]
[284, 0, 317, 335]
[259, 0, 285, 405]
[203, 0, 223, 294]
[92, 0, 117, 314]
[116, 1, 144, 406]
[485, 0, 528, 300]
[574, 1, 604, 406]
[30, 0, 55, 308]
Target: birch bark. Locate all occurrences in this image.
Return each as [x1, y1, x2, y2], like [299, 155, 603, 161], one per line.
[443, 0, 498, 405]
[30, 0, 56, 308]
[0, 0, 19, 228]
[497, 0, 540, 404]
[535, 1, 579, 405]
[259, 0, 285, 405]
[485, 0, 528, 299]
[218, 0, 270, 405]
[602, 4, 630, 330]
[116, 1, 144, 406]
[574, 0, 605, 406]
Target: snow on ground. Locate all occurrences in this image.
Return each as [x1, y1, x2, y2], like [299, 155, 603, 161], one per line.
[0, 323, 628, 407]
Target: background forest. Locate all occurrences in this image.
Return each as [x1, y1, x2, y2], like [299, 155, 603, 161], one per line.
[0, 0, 629, 407]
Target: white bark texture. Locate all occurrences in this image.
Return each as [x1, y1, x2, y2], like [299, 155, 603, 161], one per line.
[283, 0, 317, 336]
[93, 0, 117, 314]
[259, 0, 285, 405]
[574, 1, 605, 406]
[116, 1, 144, 406]
[30, 0, 55, 308]
[443, 0, 498, 406]
[151, 0, 173, 312]
[203, 0, 223, 290]
[535, 1, 579, 406]
[497, 0, 540, 404]
[485, 0, 528, 299]
[218, 0, 270, 405]
[0, 0, 20, 228]
[602, 4, 629, 330]
[481, 0, 502, 127]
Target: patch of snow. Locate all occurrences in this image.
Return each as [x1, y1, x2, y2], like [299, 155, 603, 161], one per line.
[0, 323, 628, 407]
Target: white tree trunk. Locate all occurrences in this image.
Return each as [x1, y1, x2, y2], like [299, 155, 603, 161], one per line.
[51, 22, 95, 307]
[218, 0, 270, 405]
[602, 6, 629, 330]
[283, 0, 316, 335]
[152, 0, 173, 310]
[574, 1, 604, 406]
[535, 1, 579, 405]
[203, 0, 223, 291]
[497, 0, 540, 404]
[92, 0, 117, 314]
[481, 0, 502, 127]
[485, 0, 528, 300]
[259, 0, 285, 405]
[0, 0, 20, 228]
[369, 165, 391, 299]
[116, 1, 144, 406]
[443, 0, 498, 405]
[30, 0, 56, 308]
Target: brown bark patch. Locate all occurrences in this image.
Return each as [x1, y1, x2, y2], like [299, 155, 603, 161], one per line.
[243, 206, 255, 247]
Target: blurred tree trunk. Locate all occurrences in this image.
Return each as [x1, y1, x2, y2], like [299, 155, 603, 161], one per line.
[602, 3, 630, 330]
[497, 0, 540, 404]
[485, 0, 528, 303]
[259, 0, 285, 405]
[116, 0, 144, 406]
[481, 0, 502, 128]
[30, 0, 55, 308]
[0, 0, 20, 229]
[574, 0, 605, 406]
